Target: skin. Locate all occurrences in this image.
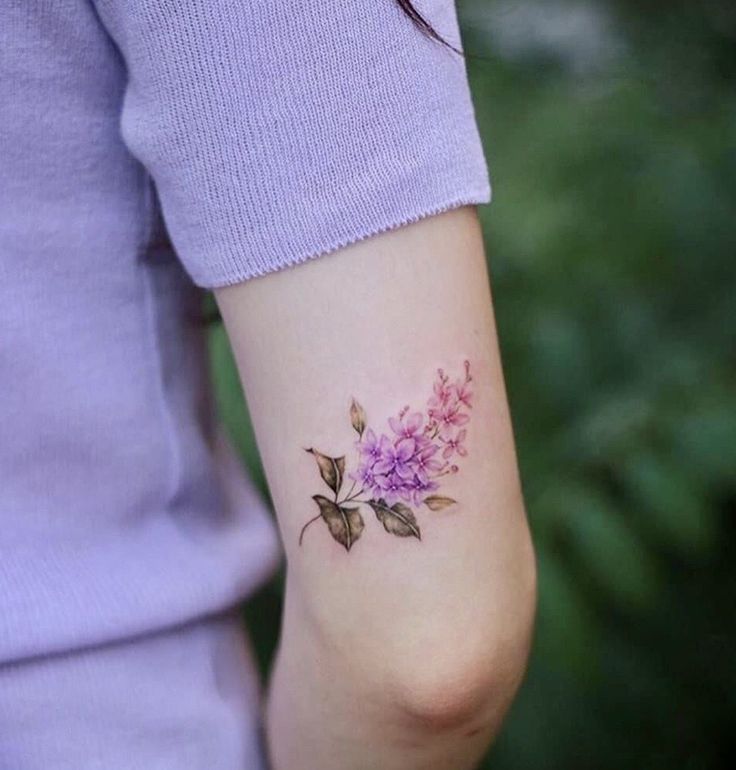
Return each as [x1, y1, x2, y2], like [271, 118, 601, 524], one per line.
[215, 206, 537, 770]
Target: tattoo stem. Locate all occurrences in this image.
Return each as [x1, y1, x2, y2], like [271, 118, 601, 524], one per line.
[299, 514, 322, 546]
[339, 487, 366, 505]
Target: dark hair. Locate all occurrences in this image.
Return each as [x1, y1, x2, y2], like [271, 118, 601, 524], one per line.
[396, 0, 461, 55]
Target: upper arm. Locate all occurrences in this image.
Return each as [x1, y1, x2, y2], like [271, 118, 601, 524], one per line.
[215, 207, 535, 690]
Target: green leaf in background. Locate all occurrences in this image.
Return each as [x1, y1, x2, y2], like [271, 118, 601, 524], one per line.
[621, 450, 715, 558]
[543, 480, 661, 610]
[534, 550, 599, 679]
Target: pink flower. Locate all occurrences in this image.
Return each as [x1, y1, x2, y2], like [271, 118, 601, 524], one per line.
[437, 402, 469, 440]
[453, 380, 473, 410]
[427, 379, 454, 421]
[442, 428, 467, 459]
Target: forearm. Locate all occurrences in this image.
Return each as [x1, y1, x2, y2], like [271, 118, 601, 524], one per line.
[216, 207, 536, 770]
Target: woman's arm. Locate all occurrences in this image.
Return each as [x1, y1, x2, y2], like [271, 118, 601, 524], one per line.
[215, 206, 537, 770]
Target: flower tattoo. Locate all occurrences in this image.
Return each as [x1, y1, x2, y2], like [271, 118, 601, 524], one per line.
[300, 361, 473, 551]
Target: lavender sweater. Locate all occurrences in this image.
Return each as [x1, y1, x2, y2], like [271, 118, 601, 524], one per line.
[0, 1, 490, 767]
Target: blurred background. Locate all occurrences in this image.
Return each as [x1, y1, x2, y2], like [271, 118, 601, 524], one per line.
[208, 1, 736, 767]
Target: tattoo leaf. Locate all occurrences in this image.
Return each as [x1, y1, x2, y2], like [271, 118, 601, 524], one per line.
[368, 498, 421, 540]
[350, 399, 366, 437]
[306, 448, 345, 495]
[423, 495, 457, 511]
[312, 494, 364, 551]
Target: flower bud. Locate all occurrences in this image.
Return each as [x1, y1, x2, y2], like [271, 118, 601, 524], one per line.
[350, 398, 366, 437]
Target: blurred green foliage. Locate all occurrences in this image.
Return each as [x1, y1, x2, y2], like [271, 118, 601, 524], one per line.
[209, 1, 736, 766]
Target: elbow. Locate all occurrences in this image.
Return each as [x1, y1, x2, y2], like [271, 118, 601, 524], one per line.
[394, 655, 525, 736]
[390, 531, 537, 734]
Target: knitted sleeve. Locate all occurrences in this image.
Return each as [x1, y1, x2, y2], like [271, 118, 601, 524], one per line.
[93, 0, 492, 288]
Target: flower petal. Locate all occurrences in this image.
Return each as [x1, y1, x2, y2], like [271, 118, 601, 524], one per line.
[419, 443, 439, 459]
[388, 416, 404, 435]
[396, 437, 415, 460]
[407, 412, 423, 432]
[395, 463, 416, 480]
[373, 459, 392, 475]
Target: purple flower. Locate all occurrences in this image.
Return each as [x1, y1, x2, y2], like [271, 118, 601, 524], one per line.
[413, 442, 445, 482]
[408, 474, 440, 506]
[350, 460, 377, 490]
[356, 428, 382, 464]
[389, 410, 424, 440]
[345, 362, 473, 511]
[349, 428, 382, 487]
[376, 471, 413, 506]
[373, 435, 416, 480]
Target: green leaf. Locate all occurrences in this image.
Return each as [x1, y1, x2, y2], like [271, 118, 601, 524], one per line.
[621, 451, 715, 558]
[350, 399, 366, 437]
[535, 550, 598, 677]
[423, 495, 456, 511]
[561, 483, 661, 610]
[368, 499, 421, 539]
[312, 494, 364, 551]
[306, 448, 345, 495]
